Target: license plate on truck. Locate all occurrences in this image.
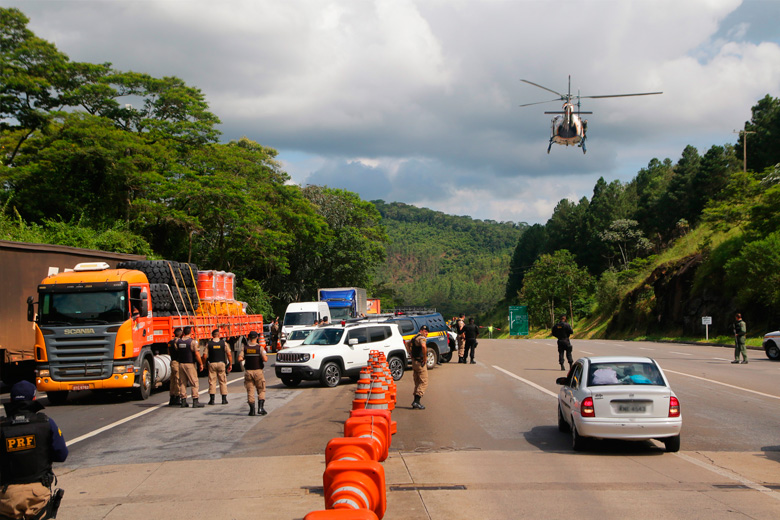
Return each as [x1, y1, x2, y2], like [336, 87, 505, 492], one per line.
[71, 384, 91, 391]
[280, 367, 292, 373]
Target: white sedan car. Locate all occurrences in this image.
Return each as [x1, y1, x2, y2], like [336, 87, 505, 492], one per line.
[279, 327, 314, 350]
[556, 356, 682, 452]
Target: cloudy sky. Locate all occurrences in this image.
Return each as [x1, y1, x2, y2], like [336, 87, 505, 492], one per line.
[5, 0, 780, 224]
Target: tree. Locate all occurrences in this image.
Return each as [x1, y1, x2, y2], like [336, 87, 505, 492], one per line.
[738, 95, 780, 173]
[521, 250, 590, 327]
[599, 219, 651, 270]
[724, 231, 780, 309]
[505, 224, 546, 301]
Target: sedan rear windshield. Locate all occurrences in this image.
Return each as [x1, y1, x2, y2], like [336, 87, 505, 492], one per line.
[587, 362, 665, 386]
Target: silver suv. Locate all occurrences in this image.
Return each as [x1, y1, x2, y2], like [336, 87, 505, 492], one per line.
[274, 323, 408, 387]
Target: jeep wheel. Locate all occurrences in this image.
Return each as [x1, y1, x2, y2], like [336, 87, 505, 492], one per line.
[281, 376, 302, 387]
[388, 356, 405, 381]
[765, 340, 780, 360]
[426, 347, 438, 370]
[320, 362, 342, 387]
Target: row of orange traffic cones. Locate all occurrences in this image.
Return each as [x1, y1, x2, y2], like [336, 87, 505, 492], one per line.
[304, 351, 399, 520]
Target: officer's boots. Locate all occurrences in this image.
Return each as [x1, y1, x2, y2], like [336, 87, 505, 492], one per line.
[168, 395, 177, 406]
[258, 399, 267, 415]
[222, 394, 229, 405]
[180, 398, 189, 408]
[208, 394, 215, 405]
[192, 398, 205, 408]
[412, 395, 425, 410]
[248, 403, 256, 416]
[560, 362, 566, 371]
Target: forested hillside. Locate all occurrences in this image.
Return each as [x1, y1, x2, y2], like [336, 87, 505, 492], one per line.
[373, 201, 525, 318]
[505, 94, 780, 337]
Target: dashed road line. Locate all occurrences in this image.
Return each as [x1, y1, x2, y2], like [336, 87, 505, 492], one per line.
[670, 351, 692, 356]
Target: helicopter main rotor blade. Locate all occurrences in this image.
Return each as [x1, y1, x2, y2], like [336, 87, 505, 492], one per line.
[580, 92, 663, 99]
[519, 97, 562, 108]
[520, 79, 565, 98]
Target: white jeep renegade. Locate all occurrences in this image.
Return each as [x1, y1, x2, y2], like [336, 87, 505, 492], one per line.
[274, 322, 408, 387]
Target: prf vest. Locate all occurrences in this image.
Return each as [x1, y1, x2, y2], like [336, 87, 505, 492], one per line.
[243, 344, 264, 371]
[411, 334, 425, 361]
[177, 338, 196, 364]
[0, 411, 53, 485]
[207, 339, 227, 364]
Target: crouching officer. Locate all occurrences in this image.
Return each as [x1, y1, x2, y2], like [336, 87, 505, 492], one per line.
[407, 325, 429, 410]
[238, 331, 268, 416]
[0, 381, 68, 519]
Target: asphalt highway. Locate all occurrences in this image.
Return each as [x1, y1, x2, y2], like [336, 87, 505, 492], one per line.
[27, 339, 780, 519]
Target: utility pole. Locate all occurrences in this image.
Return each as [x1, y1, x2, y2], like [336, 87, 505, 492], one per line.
[733, 127, 756, 172]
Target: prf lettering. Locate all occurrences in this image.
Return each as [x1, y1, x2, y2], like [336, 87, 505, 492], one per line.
[6, 435, 36, 452]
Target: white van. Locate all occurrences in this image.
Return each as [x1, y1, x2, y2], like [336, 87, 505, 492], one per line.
[282, 302, 331, 336]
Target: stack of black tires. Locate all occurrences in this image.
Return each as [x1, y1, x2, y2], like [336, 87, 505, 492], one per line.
[117, 260, 200, 316]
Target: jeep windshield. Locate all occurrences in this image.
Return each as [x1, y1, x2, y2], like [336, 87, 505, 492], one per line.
[302, 328, 345, 346]
[38, 288, 129, 326]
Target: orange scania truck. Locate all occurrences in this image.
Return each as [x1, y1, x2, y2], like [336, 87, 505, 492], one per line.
[29, 260, 263, 404]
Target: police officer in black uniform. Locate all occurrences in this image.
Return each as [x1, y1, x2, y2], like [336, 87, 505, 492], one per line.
[0, 381, 68, 519]
[552, 314, 574, 371]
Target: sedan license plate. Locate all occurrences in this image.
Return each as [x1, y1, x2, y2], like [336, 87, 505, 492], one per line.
[71, 384, 91, 391]
[280, 367, 292, 374]
[618, 404, 646, 413]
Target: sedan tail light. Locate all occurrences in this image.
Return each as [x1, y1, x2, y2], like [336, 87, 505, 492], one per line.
[668, 396, 680, 417]
[581, 397, 595, 417]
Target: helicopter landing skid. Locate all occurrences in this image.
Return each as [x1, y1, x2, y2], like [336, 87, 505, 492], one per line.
[579, 138, 587, 154]
[547, 138, 553, 154]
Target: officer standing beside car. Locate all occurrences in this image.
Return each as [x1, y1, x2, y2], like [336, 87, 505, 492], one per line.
[407, 325, 429, 410]
[239, 331, 269, 416]
[456, 314, 466, 363]
[732, 313, 748, 364]
[0, 381, 68, 520]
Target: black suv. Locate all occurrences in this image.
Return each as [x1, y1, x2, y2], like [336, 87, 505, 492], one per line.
[378, 312, 453, 369]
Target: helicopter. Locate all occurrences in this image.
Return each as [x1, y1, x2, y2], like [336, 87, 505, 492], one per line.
[519, 76, 662, 154]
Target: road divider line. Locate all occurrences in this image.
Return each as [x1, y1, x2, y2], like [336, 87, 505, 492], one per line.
[66, 375, 247, 447]
[579, 351, 594, 355]
[492, 366, 558, 398]
[638, 347, 655, 351]
[670, 351, 692, 356]
[663, 369, 780, 401]
[713, 357, 729, 361]
[674, 453, 780, 501]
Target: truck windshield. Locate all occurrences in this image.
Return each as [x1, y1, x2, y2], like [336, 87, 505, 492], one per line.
[39, 290, 128, 325]
[284, 312, 317, 327]
[329, 308, 351, 321]
[302, 328, 345, 346]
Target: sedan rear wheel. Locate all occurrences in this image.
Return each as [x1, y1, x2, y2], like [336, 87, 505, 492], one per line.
[571, 421, 587, 451]
[664, 435, 681, 453]
[765, 341, 780, 360]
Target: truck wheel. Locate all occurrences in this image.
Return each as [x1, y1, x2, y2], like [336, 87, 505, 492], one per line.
[133, 358, 152, 400]
[46, 391, 69, 406]
[320, 362, 342, 387]
[426, 347, 438, 370]
[388, 356, 405, 381]
[765, 341, 780, 360]
[281, 376, 302, 388]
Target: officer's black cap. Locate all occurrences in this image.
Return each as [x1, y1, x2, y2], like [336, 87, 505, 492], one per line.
[11, 381, 36, 401]
[248, 331, 259, 339]
[419, 325, 429, 332]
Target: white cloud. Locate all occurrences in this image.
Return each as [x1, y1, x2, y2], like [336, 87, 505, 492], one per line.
[6, 0, 780, 224]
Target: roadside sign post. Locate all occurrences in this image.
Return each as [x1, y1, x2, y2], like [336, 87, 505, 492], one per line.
[702, 316, 712, 341]
[509, 306, 528, 336]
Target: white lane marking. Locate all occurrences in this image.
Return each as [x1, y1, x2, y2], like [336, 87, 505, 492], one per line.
[492, 364, 780, 500]
[674, 453, 780, 502]
[66, 375, 247, 447]
[663, 369, 780, 401]
[579, 351, 594, 355]
[670, 351, 692, 356]
[638, 347, 655, 351]
[713, 358, 730, 361]
[492, 366, 558, 398]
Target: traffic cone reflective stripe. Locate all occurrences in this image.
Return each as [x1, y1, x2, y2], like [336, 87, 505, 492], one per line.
[323, 460, 386, 519]
[326, 436, 384, 464]
[344, 416, 390, 462]
[350, 409, 396, 436]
